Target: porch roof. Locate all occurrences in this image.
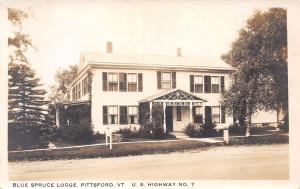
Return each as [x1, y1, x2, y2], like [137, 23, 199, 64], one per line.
[55, 100, 90, 108]
[139, 88, 207, 102]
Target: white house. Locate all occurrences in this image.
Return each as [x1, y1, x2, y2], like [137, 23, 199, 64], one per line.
[56, 42, 277, 134]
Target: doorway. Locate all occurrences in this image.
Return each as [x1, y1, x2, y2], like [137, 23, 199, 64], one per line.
[166, 106, 173, 132]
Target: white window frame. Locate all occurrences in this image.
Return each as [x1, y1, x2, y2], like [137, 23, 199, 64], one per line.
[128, 106, 138, 124]
[108, 72, 118, 91]
[161, 72, 171, 89]
[108, 106, 118, 124]
[127, 73, 137, 92]
[212, 106, 220, 123]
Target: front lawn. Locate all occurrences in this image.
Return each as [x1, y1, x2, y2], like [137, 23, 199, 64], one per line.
[9, 140, 217, 161]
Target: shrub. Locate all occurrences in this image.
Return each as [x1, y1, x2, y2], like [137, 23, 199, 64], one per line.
[185, 123, 204, 138]
[228, 123, 246, 135]
[59, 123, 94, 144]
[279, 114, 289, 132]
[202, 122, 217, 137]
[8, 122, 50, 151]
[114, 127, 139, 138]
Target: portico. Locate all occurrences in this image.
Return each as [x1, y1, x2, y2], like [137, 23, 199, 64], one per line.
[140, 89, 207, 132]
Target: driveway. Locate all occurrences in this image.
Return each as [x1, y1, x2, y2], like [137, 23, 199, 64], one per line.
[9, 144, 288, 180]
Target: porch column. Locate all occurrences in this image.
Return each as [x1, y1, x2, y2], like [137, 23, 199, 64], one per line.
[56, 107, 60, 127]
[149, 101, 152, 120]
[202, 102, 205, 124]
[163, 101, 166, 132]
[189, 102, 193, 123]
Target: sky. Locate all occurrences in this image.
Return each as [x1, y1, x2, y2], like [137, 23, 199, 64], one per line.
[6, 0, 287, 91]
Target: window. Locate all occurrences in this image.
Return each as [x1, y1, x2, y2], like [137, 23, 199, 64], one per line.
[176, 106, 182, 121]
[128, 73, 137, 92]
[194, 75, 203, 93]
[211, 76, 219, 93]
[194, 106, 203, 123]
[212, 106, 220, 123]
[108, 73, 118, 91]
[161, 72, 171, 89]
[128, 106, 138, 124]
[72, 87, 75, 101]
[108, 106, 118, 124]
[82, 76, 88, 96]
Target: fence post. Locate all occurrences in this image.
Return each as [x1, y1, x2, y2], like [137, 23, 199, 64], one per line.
[109, 131, 112, 150]
[223, 129, 229, 144]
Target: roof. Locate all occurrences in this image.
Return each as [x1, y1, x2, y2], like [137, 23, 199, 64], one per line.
[139, 88, 207, 102]
[78, 51, 234, 73]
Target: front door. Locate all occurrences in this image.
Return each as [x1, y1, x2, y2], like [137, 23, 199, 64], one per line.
[166, 106, 173, 132]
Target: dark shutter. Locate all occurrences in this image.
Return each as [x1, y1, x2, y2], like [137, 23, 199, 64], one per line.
[119, 106, 128, 125]
[171, 72, 176, 89]
[176, 106, 181, 121]
[220, 76, 225, 93]
[190, 75, 194, 93]
[103, 106, 108, 125]
[221, 106, 226, 123]
[157, 71, 162, 89]
[119, 73, 127, 92]
[205, 106, 212, 124]
[204, 76, 211, 93]
[138, 73, 143, 92]
[102, 72, 107, 91]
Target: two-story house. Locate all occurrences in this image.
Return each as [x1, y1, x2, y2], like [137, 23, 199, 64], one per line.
[56, 42, 277, 134]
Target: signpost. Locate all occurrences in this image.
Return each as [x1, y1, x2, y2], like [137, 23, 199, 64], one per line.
[223, 129, 229, 144]
[105, 128, 112, 150]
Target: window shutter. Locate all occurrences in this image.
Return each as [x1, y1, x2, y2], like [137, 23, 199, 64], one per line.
[220, 76, 225, 93]
[103, 106, 108, 125]
[204, 76, 211, 93]
[102, 72, 107, 91]
[221, 106, 226, 123]
[157, 71, 162, 89]
[205, 106, 212, 124]
[138, 73, 143, 92]
[171, 72, 176, 89]
[190, 75, 194, 93]
[119, 106, 128, 124]
[119, 73, 127, 92]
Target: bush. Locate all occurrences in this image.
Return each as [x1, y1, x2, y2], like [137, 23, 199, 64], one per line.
[58, 123, 94, 144]
[202, 122, 217, 137]
[8, 122, 50, 151]
[185, 123, 204, 138]
[279, 114, 289, 132]
[114, 127, 139, 138]
[228, 123, 246, 135]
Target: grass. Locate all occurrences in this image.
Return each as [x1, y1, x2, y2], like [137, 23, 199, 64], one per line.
[9, 140, 219, 161]
[9, 133, 289, 162]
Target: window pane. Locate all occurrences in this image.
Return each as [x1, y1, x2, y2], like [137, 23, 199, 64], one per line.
[129, 106, 137, 115]
[195, 107, 203, 115]
[212, 107, 220, 114]
[212, 76, 219, 84]
[128, 73, 137, 83]
[108, 73, 118, 82]
[195, 75, 203, 84]
[162, 72, 171, 80]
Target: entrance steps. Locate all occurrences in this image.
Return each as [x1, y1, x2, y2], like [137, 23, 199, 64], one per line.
[170, 131, 189, 139]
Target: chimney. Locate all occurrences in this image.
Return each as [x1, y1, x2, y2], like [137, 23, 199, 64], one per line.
[176, 47, 182, 57]
[106, 41, 113, 53]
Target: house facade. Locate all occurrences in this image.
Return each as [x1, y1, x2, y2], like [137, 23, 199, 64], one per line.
[58, 43, 277, 134]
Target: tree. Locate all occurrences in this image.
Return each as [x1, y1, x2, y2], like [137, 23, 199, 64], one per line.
[221, 8, 287, 135]
[8, 8, 54, 150]
[49, 65, 78, 103]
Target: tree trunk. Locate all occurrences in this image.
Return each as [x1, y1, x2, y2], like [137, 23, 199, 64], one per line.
[245, 113, 251, 137]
